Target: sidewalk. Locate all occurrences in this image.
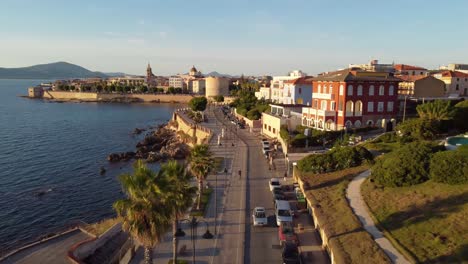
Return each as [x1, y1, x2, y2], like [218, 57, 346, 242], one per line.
[347, 170, 410, 264]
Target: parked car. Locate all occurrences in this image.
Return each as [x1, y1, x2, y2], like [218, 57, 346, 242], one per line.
[282, 242, 300, 264]
[269, 178, 281, 191]
[294, 187, 305, 203]
[252, 207, 268, 226]
[279, 222, 299, 246]
[262, 145, 270, 155]
[275, 200, 293, 226]
[273, 193, 286, 205]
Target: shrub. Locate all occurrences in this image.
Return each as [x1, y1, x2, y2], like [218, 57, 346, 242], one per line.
[246, 108, 261, 120]
[280, 125, 290, 143]
[371, 141, 440, 187]
[454, 100, 468, 132]
[430, 146, 468, 184]
[397, 118, 439, 140]
[189, 97, 207, 112]
[297, 146, 373, 173]
[291, 133, 307, 148]
[213, 95, 224, 102]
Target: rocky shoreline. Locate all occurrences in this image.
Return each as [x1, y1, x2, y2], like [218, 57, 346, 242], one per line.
[107, 124, 189, 163]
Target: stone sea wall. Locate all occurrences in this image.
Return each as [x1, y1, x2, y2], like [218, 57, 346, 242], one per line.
[42, 91, 194, 103]
[172, 109, 212, 147]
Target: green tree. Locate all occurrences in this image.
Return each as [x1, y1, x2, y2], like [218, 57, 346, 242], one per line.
[167, 87, 176, 94]
[397, 118, 439, 140]
[416, 100, 455, 121]
[454, 100, 468, 131]
[159, 160, 197, 263]
[189, 97, 208, 112]
[113, 160, 172, 264]
[213, 95, 224, 102]
[188, 144, 214, 210]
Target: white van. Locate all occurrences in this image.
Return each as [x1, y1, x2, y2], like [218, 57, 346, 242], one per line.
[275, 200, 292, 226]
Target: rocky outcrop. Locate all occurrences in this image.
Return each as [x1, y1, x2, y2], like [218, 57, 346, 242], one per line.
[107, 124, 189, 163]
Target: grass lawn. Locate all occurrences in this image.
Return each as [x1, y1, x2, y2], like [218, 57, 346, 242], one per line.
[84, 217, 121, 237]
[362, 141, 401, 153]
[190, 187, 213, 217]
[362, 179, 468, 263]
[298, 165, 390, 263]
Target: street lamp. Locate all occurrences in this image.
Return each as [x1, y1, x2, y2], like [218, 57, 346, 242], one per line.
[175, 216, 213, 263]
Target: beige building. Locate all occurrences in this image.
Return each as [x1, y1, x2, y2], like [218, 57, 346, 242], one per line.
[261, 104, 302, 139]
[398, 75, 446, 98]
[433, 71, 468, 96]
[189, 79, 206, 94]
[28, 86, 44, 98]
[205, 76, 230, 97]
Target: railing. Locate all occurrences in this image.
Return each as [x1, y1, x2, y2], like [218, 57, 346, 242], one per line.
[312, 93, 334, 100]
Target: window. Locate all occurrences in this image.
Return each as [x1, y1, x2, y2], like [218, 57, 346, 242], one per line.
[331, 101, 336, 110]
[367, 102, 374, 112]
[273, 128, 276, 134]
[387, 102, 394, 112]
[456, 84, 459, 90]
[357, 85, 363, 96]
[379, 85, 385, 96]
[298, 87, 302, 94]
[323, 85, 327, 94]
[339, 101, 343, 111]
[268, 125, 271, 131]
[339, 85, 344, 95]
[377, 102, 384, 112]
[313, 99, 318, 108]
[355, 120, 361, 128]
[369, 85, 374, 96]
[389, 85, 394, 96]
[318, 84, 321, 93]
[321, 101, 327, 110]
[264, 124, 267, 129]
[347, 85, 353, 96]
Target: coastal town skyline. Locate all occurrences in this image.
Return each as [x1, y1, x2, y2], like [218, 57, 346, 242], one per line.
[2, 0, 468, 75]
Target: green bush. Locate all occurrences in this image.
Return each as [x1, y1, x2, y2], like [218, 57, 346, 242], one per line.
[297, 146, 373, 173]
[213, 95, 224, 102]
[371, 141, 441, 187]
[454, 100, 468, 132]
[430, 146, 468, 184]
[280, 125, 290, 143]
[397, 118, 439, 140]
[291, 133, 307, 148]
[246, 108, 261, 120]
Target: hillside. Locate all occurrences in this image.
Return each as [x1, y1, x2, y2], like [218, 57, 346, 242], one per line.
[0, 62, 109, 79]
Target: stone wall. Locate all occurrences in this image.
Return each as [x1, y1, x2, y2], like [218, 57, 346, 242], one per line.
[41, 91, 194, 103]
[172, 109, 212, 146]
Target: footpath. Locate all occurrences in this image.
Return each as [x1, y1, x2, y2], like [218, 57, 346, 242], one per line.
[131, 106, 247, 264]
[346, 170, 410, 264]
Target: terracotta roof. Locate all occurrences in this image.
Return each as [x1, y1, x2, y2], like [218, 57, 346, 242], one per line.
[313, 69, 401, 82]
[394, 64, 427, 71]
[439, 70, 468, 78]
[283, 76, 314, 85]
[396, 75, 427, 82]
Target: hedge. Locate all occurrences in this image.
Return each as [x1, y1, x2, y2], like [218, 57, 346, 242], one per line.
[430, 146, 468, 185]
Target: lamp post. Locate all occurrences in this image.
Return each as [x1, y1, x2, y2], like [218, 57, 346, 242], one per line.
[175, 216, 213, 264]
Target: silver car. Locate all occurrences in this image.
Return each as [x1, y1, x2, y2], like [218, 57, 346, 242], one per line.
[252, 207, 268, 226]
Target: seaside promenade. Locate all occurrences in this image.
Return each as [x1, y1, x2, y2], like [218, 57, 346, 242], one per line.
[130, 105, 248, 264]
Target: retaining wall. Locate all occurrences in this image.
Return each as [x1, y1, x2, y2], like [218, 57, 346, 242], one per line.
[172, 109, 212, 146]
[41, 91, 194, 103]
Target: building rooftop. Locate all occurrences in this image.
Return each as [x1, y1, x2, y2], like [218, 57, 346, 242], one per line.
[313, 69, 401, 82]
[283, 76, 314, 85]
[394, 64, 427, 71]
[439, 70, 468, 78]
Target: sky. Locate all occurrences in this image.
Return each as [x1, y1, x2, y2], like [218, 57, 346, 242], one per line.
[1, 0, 468, 76]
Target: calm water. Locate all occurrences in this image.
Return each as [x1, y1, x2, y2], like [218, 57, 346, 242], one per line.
[0, 80, 178, 255]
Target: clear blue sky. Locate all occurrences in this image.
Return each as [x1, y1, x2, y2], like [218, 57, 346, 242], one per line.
[1, 0, 467, 76]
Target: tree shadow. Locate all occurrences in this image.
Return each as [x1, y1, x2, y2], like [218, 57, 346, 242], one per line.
[380, 191, 468, 232]
[422, 243, 468, 263]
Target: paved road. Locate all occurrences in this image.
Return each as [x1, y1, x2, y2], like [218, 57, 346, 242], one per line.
[347, 170, 410, 264]
[0, 229, 90, 264]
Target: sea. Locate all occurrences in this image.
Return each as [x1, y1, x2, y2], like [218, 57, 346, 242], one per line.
[0, 79, 178, 256]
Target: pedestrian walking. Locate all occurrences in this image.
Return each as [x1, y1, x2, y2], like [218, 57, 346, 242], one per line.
[284, 171, 287, 182]
[238, 169, 242, 178]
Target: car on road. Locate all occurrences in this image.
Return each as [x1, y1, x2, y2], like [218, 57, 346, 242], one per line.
[273, 193, 286, 205]
[269, 178, 281, 191]
[279, 222, 299, 246]
[262, 145, 270, 155]
[275, 200, 293, 226]
[262, 140, 270, 148]
[294, 187, 305, 203]
[252, 207, 268, 226]
[282, 242, 300, 264]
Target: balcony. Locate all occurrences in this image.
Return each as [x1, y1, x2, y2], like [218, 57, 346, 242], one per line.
[354, 111, 362, 117]
[346, 111, 354, 117]
[312, 93, 334, 100]
[317, 110, 336, 116]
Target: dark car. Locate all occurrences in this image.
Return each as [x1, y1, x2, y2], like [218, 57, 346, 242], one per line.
[273, 193, 286, 205]
[282, 242, 300, 264]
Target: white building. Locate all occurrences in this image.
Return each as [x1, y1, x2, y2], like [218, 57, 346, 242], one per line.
[169, 76, 185, 89]
[267, 70, 307, 103]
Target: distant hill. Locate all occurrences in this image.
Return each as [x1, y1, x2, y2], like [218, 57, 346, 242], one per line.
[205, 71, 236, 78]
[0, 62, 109, 79]
[104, 72, 129, 77]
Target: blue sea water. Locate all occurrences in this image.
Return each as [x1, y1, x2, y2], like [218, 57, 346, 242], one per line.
[0, 80, 178, 255]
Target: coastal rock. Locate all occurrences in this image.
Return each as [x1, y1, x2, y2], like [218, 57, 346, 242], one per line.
[133, 128, 146, 135]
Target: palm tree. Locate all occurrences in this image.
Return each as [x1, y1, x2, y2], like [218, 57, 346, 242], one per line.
[416, 100, 455, 121]
[159, 160, 197, 264]
[188, 144, 214, 210]
[113, 160, 172, 264]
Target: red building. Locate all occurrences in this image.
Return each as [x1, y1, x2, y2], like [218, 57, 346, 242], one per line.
[301, 69, 401, 131]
